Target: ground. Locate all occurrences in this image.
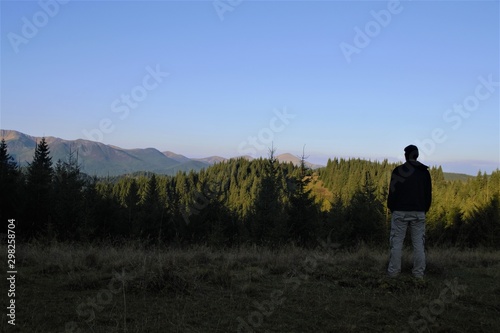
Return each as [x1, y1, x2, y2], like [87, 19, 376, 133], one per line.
[2, 242, 500, 333]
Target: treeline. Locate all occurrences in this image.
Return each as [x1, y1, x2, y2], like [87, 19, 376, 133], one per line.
[316, 158, 500, 247]
[1, 138, 499, 248]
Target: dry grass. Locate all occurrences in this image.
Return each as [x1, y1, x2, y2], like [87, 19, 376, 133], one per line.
[2, 241, 499, 332]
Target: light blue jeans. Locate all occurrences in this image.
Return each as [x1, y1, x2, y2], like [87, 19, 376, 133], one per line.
[387, 211, 426, 278]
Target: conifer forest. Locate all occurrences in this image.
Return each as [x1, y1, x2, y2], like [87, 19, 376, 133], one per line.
[1, 138, 498, 248]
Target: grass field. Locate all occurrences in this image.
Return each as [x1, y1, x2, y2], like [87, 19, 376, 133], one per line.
[2, 241, 500, 333]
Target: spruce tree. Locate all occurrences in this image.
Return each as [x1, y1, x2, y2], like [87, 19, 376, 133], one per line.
[125, 179, 140, 231]
[287, 149, 320, 245]
[26, 138, 53, 238]
[0, 139, 21, 226]
[52, 148, 85, 239]
[345, 171, 385, 245]
[251, 147, 288, 244]
[139, 174, 164, 241]
[0, 139, 18, 175]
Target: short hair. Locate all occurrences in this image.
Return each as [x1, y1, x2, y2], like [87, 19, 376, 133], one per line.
[404, 145, 419, 160]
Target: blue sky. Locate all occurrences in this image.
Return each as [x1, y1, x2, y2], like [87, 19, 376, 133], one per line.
[1, 0, 499, 175]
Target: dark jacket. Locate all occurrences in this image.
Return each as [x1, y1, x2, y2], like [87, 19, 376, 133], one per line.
[387, 161, 432, 213]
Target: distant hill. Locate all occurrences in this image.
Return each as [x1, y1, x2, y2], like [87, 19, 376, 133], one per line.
[162, 151, 192, 163]
[443, 172, 473, 181]
[0, 130, 211, 177]
[193, 156, 227, 165]
[276, 153, 324, 169]
[1, 130, 478, 179]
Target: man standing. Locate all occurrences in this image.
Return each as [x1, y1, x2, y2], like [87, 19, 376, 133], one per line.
[387, 145, 432, 279]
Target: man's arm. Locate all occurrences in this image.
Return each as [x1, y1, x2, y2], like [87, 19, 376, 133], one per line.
[387, 169, 397, 212]
[424, 169, 432, 212]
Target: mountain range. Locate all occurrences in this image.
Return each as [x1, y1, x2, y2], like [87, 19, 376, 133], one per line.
[0, 130, 324, 177]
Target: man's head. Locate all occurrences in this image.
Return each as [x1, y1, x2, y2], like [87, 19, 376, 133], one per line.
[404, 145, 419, 161]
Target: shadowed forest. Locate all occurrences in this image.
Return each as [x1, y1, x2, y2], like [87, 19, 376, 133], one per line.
[1, 137, 499, 248]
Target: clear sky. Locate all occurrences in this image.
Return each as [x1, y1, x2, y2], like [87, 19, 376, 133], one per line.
[1, 0, 499, 175]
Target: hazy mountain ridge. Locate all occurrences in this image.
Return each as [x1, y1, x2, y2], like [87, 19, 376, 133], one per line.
[163, 151, 192, 163]
[0, 130, 474, 180]
[1, 130, 210, 176]
[193, 156, 228, 165]
[1, 130, 323, 177]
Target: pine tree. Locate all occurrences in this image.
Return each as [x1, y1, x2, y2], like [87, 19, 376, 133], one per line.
[459, 194, 500, 248]
[251, 147, 288, 244]
[139, 174, 165, 241]
[287, 149, 320, 245]
[0, 139, 21, 227]
[323, 194, 346, 246]
[52, 148, 85, 239]
[344, 171, 385, 245]
[79, 176, 101, 241]
[26, 138, 53, 238]
[0, 139, 18, 175]
[124, 179, 140, 231]
[90, 177, 125, 239]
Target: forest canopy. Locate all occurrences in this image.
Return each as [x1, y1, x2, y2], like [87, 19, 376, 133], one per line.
[1, 138, 498, 248]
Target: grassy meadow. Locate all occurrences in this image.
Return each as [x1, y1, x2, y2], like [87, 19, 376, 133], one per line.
[2, 241, 500, 333]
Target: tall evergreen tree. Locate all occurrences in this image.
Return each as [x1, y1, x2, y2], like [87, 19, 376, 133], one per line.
[287, 149, 320, 245]
[344, 171, 385, 245]
[26, 138, 53, 238]
[124, 178, 140, 233]
[0, 139, 18, 175]
[52, 148, 85, 239]
[458, 195, 500, 248]
[251, 147, 288, 243]
[0, 139, 21, 226]
[139, 174, 165, 241]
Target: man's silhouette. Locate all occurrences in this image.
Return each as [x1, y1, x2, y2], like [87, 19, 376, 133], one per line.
[387, 145, 432, 279]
